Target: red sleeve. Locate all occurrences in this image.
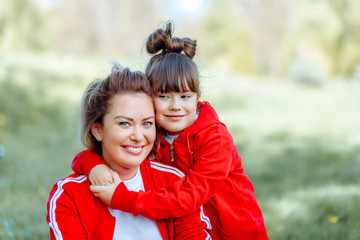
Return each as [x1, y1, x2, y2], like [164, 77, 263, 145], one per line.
[71, 150, 107, 177]
[110, 125, 234, 219]
[174, 206, 211, 240]
[111, 183, 138, 212]
[47, 181, 87, 239]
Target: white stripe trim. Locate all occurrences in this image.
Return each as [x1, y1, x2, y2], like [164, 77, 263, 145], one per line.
[48, 175, 87, 240]
[200, 205, 212, 230]
[205, 229, 212, 240]
[150, 161, 185, 178]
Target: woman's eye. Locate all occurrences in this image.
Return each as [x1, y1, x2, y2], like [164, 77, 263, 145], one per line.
[143, 121, 154, 127]
[119, 122, 130, 127]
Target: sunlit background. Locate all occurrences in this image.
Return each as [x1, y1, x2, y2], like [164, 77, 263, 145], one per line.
[1, 0, 360, 239]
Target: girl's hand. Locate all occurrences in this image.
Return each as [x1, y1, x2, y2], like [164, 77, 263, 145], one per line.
[90, 169, 122, 206]
[89, 164, 113, 186]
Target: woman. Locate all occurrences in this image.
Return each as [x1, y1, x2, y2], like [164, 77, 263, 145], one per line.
[46, 63, 211, 239]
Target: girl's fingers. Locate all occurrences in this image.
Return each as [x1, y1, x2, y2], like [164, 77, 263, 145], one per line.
[90, 185, 103, 193]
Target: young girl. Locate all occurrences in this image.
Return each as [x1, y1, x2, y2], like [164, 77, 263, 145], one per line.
[72, 22, 268, 240]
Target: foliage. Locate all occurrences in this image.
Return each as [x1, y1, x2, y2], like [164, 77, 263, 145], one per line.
[283, 0, 360, 77]
[0, 0, 47, 52]
[242, 135, 360, 240]
[198, 0, 253, 73]
[0, 54, 85, 239]
[206, 71, 360, 239]
[199, 0, 360, 77]
[2, 0, 360, 77]
[1, 54, 360, 239]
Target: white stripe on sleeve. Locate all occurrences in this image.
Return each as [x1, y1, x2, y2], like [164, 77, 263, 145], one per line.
[200, 205, 212, 230]
[150, 161, 185, 178]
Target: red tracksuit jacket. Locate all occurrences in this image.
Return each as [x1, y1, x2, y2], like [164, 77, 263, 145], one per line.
[48, 159, 211, 239]
[72, 101, 268, 240]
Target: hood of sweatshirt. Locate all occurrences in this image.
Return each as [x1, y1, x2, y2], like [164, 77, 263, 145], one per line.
[187, 101, 224, 136]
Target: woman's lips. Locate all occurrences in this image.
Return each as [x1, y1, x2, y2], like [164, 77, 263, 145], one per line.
[124, 146, 144, 155]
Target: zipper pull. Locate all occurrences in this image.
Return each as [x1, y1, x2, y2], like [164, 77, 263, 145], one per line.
[170, 145, 174, 163]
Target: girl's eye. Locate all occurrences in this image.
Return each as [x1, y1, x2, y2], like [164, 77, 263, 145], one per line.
[181, 93, 194, 99]
[158, 95, 168, 99]
[119, 122, 130, 127]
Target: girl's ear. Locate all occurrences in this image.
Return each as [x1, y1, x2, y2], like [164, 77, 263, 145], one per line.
[91, 122, 103, 141]
[197, 93, 201, 100]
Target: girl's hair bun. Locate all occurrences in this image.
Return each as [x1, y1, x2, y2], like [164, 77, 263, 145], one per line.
[146, 21, 197, 59]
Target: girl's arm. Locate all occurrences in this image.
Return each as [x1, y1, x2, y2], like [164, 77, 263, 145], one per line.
[111, 124, 236, 219]
[173, 206, 212, 240]
[72, 150, 113, 185]
[72, 150, 106, 176]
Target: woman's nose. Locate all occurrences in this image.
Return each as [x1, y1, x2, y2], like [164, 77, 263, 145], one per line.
[130, 127, 142, 141]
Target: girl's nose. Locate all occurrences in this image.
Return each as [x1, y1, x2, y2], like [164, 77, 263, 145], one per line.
[169, 98, 181, 111]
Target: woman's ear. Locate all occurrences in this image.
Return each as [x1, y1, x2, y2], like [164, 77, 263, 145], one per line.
[91, 122, 103, 141]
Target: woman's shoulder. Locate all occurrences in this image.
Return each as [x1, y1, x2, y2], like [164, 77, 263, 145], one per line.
[49, 174, 90, 197]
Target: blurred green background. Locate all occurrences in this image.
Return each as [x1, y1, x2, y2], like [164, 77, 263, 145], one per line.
[1, 0, 360, 239]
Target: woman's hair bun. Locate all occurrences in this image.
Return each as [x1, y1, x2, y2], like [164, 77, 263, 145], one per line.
[146, 21, 197, 59]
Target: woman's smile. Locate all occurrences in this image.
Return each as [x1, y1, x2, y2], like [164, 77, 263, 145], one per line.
[123, 145, 144, 155]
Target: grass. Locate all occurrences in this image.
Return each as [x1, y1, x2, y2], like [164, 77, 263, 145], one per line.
[1, 53, 360, 239]
[204, 71, 360, 239]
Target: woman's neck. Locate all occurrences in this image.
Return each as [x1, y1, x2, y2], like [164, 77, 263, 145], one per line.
[110, 165, 139, 181]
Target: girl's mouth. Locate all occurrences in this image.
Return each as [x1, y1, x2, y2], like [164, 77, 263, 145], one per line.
[165, 115, 184, 120]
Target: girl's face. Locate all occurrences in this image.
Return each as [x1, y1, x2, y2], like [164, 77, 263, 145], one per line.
[153, 91, 198, 136]
[91, 93, 155, 180]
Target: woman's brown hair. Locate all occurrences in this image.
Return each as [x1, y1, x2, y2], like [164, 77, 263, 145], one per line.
[80, 63, 157, 159]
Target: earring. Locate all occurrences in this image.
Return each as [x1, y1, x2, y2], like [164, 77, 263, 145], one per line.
[97, 137, 101, 141]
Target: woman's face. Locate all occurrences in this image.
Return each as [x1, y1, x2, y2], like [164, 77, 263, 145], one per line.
[92, 93, 155, 179]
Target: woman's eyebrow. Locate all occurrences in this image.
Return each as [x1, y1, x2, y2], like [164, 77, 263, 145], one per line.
[114, 115, 133, 121]
[143, 116, 155, 121]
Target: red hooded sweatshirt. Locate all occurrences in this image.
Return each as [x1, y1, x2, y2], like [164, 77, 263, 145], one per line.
[72, 101, 268, 240]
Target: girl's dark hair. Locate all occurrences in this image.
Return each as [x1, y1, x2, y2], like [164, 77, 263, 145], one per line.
[80, 63, 157, 159]
[145, 21, 200, 95]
